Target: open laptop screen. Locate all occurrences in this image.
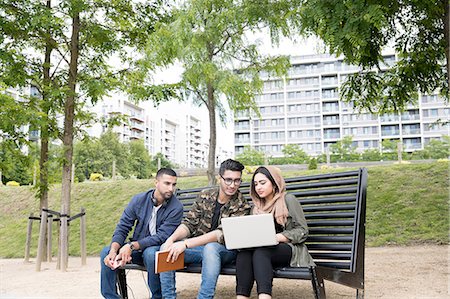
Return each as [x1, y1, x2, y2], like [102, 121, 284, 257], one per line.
[221, 213, 278, 250]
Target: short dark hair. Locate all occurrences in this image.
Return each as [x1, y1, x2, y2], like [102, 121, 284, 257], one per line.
[156, 168, 177, 178]
[219, 159, 244, 175]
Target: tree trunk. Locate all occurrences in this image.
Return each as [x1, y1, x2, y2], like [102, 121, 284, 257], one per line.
[60, 11, 80, 272]
[206, 81, 217, 186]
[39, 0, 52, 210]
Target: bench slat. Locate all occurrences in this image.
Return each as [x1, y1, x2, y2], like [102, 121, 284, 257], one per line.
[299, 195, 357, 205]
[286, 178, 359, 190]
[315, 261, 351, 269]
[307, 236, 353, 242]
[293, 186, 358, 197]
[303, 204, 355, 212]
[307, 243, 352, 251]
[307, 220, 355, 227]
[309, 227, 354, 234]
[310, 252, 352, 259]
[305, 212, 355, 219]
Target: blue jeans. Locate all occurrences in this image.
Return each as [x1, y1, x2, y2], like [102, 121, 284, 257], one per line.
[160, 242, 237, 299]
[100, 245, 172, 299]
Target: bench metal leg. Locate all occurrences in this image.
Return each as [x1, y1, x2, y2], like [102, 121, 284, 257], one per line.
[310, 267, 326, 299]
[116, 268, 128, 299]
[356, 288, 364, 299]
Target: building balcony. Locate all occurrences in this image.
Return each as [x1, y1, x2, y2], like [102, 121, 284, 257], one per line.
[402, 129, 421, 135]
[323, 120, 340, 126]
[235, 139, 251, 144]
[381, 130, 400, 136]
[403, 143, 422, 150]
[129, 114, 145, 123]
[323, 133, 340, 139]
[130, 122, 145, 131]
[234, 126, 250, 131]
[401, 115, 420, 122]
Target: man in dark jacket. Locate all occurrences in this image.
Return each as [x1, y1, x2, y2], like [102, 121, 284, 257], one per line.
[100, 168, 183, 299]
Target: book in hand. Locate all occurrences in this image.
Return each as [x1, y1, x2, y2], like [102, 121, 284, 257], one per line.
[155, 250, 185, 274]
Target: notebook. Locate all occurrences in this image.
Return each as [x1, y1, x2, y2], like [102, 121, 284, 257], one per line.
[221, 213, 278, 250]
[154, 250, 185, 273]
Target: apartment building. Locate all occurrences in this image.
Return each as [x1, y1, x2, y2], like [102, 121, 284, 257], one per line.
[89, 96, 210, 168]
[234, 53, 449, 157]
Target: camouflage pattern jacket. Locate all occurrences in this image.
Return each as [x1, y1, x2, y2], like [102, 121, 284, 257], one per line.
[181, 186, 251, 244]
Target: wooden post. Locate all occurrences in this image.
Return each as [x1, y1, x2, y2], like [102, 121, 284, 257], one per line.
[80, 207, 86, 265]
[326, 147, 331, 166]
[60, 215, 68, 271]
[33, 165, 37, 186]
[24, 213, 34, 263]
[157, 157, 161, 170]
[397, 142, 403, 162]
[47, 214, 53, 262]
[36, 210, 48, 271]
[56, 219, 61, 270]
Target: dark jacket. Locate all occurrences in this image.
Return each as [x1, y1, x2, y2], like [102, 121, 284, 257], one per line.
[111, 189, 183, 250]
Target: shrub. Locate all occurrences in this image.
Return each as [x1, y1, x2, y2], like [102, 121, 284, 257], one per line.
[6, 181, 20, 186]
[308, 158, 317, 170]
[90, 173, 104, 181]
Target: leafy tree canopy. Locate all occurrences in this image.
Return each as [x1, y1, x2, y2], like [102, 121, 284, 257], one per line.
[298, 0, 449, 113]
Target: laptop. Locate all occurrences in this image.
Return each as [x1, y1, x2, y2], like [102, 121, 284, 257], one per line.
[221, 213, 278, 250]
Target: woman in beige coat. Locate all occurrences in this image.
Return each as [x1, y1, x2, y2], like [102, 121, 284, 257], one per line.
[235, 166, 314, 299]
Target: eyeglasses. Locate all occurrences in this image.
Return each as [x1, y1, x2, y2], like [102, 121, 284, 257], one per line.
[220, 174, 242, 186]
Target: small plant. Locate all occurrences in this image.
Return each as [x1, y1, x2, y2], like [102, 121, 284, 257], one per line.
[90, 173, 104, 181]
[308, 158, 317, 170]
[6, 181, 20, 186]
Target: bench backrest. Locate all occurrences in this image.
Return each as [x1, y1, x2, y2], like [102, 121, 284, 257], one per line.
[176, 168, 367, 273]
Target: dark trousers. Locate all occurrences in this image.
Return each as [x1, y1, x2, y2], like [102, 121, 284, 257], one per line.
[235, 243, 292, 297]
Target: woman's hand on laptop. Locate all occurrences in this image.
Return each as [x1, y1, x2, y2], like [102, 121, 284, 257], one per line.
[276, 233, 289, 243]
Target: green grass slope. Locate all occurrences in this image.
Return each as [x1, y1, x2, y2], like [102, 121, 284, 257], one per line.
[0, 161, 447, 258]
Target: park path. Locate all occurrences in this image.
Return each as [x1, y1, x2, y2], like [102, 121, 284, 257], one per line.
[0, 245, 448, 298]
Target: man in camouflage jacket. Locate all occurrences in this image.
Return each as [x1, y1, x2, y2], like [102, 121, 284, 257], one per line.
[161, 159, 251, 299]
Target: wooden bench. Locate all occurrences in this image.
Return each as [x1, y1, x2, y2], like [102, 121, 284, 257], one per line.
[116, 168, 368, 299]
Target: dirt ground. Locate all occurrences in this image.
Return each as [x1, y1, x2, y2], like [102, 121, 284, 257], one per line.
[0, 245, 448, 299]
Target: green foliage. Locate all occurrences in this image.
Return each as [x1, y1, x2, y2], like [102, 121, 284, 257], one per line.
[128, 140, 152, 179]
[361, 148, 383, 161]
[235, 146, 265, 166]
[281, 144, 309, 164]
[150, 153, 174, 173]
[308, 158, 318, 170]
[74, 131, 154, 181]
[329, 136, 360, 161]
[422, 136, 450, 159]
[298, 0, 449, 113]
[381, 139, 402, 160]
[0, 139, 32, 185]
